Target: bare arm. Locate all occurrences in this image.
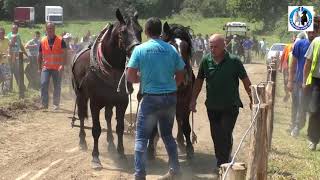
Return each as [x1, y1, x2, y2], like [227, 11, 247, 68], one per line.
[37, 52, 42, 71]
[127, 67, 140, 83]
[241, 76, 253, 109]
[175, 70, 184, 87]
[189, 78, 204, 112]
[287, 56, 297, 92]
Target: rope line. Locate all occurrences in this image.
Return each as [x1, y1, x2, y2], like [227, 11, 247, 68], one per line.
[222, 83, 263, 180]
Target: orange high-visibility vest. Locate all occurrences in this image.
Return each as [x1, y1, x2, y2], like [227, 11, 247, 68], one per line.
[41, 36, 64, 70]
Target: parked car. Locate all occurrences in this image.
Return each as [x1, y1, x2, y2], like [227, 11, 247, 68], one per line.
[266, 43, 286, 64]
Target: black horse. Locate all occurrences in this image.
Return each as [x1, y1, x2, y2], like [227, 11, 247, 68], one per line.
[145, 22, 196, 160]
[72, 9, 142, 169]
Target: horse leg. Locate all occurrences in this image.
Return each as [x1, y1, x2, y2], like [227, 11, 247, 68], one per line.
[176, 116, 186, 152]
[147, 125, 158, 160]
[105, 105, 115, 151]
[77, 95, 88, 151]
[176, 104, 185, 149]
[90, 102, 103, 169]
[115, 103, 126, 159]
[182, 110, 194, 160]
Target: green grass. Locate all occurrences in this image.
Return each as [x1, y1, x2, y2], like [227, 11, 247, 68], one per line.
[268, 75, 320, 179]
[0, 15, 281, 45]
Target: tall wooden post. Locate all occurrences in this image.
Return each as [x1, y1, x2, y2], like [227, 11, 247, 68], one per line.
[266, 62, 277, 150]
[246, 85, 268, 180]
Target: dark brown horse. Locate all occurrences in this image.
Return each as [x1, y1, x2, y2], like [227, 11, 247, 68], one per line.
[72, 9, 142, 169]
[146, 22, 196, 160]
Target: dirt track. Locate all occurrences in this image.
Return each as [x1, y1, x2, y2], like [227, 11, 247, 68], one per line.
[0, 63, 267, 180]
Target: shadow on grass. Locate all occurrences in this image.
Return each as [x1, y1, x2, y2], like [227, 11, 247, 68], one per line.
[271, 147, 306, 160]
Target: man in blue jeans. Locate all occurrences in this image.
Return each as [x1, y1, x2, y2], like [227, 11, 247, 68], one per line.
[37, 23, 67, 110]
[127, 17, 185, 180]
[287, 31, 315, 137]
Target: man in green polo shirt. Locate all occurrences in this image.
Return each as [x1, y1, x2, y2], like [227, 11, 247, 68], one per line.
[190, 34, 252, 169]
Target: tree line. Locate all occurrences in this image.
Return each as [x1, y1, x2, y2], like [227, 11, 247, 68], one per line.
[0, 0, 318, 30]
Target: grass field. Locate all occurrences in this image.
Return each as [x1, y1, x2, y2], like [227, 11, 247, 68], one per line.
[0, 15, 284, 45]
[268, 74, 320, 179]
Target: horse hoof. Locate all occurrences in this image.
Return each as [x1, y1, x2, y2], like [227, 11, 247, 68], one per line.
[118, 153, 127, 160]
[186, 144, 194, 160]
[117, 146, 124, 156]
[107, 142, 116, 152]
[79, 141, 88, 151]
[91, 157, 103, 170]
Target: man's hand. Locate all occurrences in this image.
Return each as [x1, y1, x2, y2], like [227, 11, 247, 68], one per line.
[287, 81, 293, 92]
[189, 99, 197, 112]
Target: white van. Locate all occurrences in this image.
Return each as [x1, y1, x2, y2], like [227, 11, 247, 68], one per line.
[45, 6, 63, 24]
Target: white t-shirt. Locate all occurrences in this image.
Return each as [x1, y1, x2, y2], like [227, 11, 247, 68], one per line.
[305, 36, 320, 78]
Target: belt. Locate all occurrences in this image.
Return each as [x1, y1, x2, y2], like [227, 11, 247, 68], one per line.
[143, 92, 177, 96]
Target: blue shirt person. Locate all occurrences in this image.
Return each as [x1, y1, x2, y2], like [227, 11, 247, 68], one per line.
[127, 17, 185, 180]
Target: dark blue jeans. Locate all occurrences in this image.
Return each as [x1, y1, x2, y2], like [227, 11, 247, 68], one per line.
[134, 94, 180, 178]
[40, 69, 62, 107]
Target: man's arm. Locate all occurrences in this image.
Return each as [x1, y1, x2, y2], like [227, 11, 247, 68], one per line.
[189, 78, 204, 112]
[127, 67, 140, 83]
[241, 77, 253, 109]
[37, 52, 42, 72]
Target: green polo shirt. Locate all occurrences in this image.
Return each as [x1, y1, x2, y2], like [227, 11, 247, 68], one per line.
[197, 52, 248, 110]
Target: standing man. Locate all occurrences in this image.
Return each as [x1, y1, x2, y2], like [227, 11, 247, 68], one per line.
[242, 37, 253, 63]
[7, 24, 28, 91]
[287, 31, 310, 137]
[303, 25, 320, 151]
[189, 34, 252, 169]
[0, 27, 10, 93]
[25, 31, 41, 89]
[259, 38, 267, 58]
[127, 17, 185, 180]
[38, 22, 67, 110]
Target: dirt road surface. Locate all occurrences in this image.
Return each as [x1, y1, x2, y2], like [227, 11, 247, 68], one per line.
[0, 63, 267, 180]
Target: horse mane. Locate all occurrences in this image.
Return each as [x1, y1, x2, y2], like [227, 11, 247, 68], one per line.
[169, 24, 193, 56]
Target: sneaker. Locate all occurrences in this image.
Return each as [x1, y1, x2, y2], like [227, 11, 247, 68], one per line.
[157, 169, 181, 180]
[290, 127, 299, 137]
[53, 105, 60, 111]
[308, 142, 317, 151]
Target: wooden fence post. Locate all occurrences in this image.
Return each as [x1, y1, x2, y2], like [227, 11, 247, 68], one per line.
[18, 52, 25, 99]
[220, 162, 246, 180]
[246, 85, 269, 180]
[266, 62, 277, 150]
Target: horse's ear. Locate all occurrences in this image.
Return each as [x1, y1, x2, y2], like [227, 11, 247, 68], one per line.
[163, 22, 170, 34]
[116, 9, 125, 24]
[134, 11, 139, 20]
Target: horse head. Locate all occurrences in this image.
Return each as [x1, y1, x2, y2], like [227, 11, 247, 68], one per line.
[99, 9, 142, 69]
[161, 22, 193, 61]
